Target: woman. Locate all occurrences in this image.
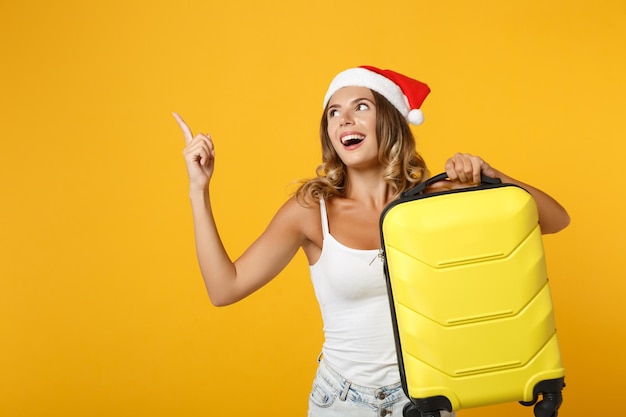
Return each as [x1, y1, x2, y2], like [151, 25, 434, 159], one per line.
[174, 66, 570, 417]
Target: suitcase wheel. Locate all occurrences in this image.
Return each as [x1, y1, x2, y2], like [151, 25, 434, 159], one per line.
[519, 378, 564, 417]
[533, 392, 563, 417]
[402, 403, 442, 417]
[402, 403, 420, 417]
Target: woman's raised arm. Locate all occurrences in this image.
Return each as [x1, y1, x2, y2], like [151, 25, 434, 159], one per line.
[174, 113, 307, 306]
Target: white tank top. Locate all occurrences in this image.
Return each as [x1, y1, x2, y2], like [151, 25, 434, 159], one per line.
[309, 198, 400, 387]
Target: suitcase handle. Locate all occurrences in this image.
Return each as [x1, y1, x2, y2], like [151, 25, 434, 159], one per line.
[402, 172, 501, 198]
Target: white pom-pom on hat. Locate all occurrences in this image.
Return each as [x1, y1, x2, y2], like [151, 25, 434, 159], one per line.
[323, 65, 430, 125]
[408, 109, 424, 126]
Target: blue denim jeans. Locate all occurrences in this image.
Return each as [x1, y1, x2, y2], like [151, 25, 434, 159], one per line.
[307, 358, 456, 417]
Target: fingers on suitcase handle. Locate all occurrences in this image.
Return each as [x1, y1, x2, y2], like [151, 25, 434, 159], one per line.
[402, 172, 501, 198]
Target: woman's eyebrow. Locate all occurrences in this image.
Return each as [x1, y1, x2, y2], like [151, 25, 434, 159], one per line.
[328, 97, 375, 108]
[352, 97, 374, 104]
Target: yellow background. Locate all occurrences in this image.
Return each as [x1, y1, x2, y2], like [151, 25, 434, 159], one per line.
[1, 0, 624, 416]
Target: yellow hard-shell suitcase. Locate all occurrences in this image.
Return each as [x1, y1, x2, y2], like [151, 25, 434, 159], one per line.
[380, 173, 565, 417]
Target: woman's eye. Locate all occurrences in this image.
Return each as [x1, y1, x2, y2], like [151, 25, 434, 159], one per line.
[328, 109, 339, 118]
[357, 103, 369, 111]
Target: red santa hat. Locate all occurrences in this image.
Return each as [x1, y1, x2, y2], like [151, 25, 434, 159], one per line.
[323, 65, 431, 125]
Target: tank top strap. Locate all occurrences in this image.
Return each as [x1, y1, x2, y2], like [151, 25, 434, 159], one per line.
[319, 197, 330, 236]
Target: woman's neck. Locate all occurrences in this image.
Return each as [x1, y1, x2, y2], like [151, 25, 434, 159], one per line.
[343, 168, 393, 208]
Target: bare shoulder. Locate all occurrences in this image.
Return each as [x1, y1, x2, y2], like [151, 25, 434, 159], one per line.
[276, 196, 320, 230]
[274, 196, 323, 255]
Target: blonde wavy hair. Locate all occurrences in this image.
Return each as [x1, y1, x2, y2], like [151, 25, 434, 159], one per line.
[294, 90, 429, 205]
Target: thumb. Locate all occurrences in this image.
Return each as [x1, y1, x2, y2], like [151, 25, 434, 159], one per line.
[172, 112, 194, 145]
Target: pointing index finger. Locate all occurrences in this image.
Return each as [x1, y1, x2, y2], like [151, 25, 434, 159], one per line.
[172, 112, 194, 145]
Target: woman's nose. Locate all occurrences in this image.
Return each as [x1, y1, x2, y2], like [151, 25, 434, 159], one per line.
[340, 112, 354, 126]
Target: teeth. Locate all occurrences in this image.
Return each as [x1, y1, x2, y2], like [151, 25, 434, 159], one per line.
[341, 134, 365, 145]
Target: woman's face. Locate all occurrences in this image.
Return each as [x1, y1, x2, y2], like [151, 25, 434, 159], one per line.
[325, 86, 379, 170]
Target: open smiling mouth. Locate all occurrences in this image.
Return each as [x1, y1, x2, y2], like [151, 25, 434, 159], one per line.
[341, 134, 365, 146]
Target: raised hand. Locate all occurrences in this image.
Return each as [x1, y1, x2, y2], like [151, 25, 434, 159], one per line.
[173, 112, 215, 191]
